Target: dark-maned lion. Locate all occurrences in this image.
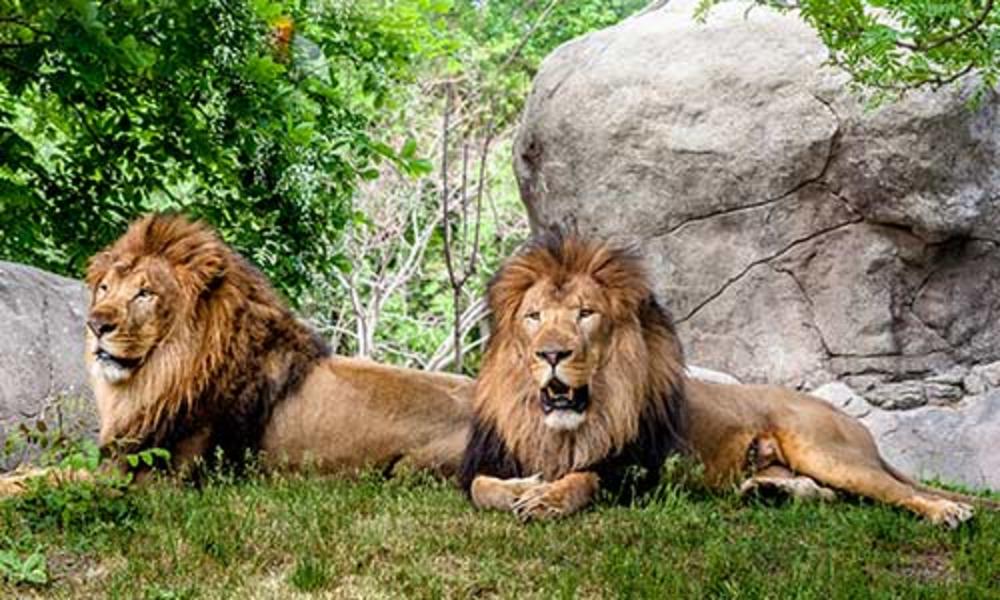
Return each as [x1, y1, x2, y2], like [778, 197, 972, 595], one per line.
[1, 214, 472, 495]
[462, 235, 995, 527]
[461, 235, 688, 519]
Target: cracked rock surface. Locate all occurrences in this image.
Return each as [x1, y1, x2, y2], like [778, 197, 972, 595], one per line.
[811, 384, 1000, 489]
[515, 0, 1000, 393]
[0, 261, 95, 467]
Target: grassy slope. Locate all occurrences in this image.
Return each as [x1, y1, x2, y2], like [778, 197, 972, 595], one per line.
[1, 471, 998, 599]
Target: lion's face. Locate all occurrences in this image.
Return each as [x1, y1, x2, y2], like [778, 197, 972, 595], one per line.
[517, 274, 615, 432]
[473, 235, 686, 480]
[86, 257, 182, 384]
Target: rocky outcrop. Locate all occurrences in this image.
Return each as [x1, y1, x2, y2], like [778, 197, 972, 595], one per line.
[0, 262, 94, 467]
[813, 382, 1000, 490]
[515, 0, 1000, 395]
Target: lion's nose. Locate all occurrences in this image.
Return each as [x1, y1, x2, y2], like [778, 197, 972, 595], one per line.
[536, 349, 572, 367]
[87, 316, 118, 338]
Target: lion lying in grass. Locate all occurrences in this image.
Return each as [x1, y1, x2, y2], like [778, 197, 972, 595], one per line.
[462, 235, 996, 527]
[1, 214, 473, 495]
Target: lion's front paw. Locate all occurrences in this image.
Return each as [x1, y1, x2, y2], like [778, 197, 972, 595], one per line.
[504, 473, 545, 496]
[0, 473, 30, 498]
[928, 499, 974, 529]
[512, 482, 567, 522]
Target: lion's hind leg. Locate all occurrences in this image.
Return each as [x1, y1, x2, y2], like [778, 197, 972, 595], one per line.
[739, 465, 836, 502]
[778, 432, 974, 528]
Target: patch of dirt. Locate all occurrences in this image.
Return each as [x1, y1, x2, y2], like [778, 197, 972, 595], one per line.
[895, 548, 955, 583]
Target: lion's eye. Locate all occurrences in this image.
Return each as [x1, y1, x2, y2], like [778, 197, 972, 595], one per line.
[98, 283, 108, 293]
[579, 308, 595, 319]
[134, 288, 154, 300]
[525, 311, 541, 322]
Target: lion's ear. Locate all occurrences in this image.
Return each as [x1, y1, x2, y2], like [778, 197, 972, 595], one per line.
[177, 244, 227, 295]
[486, 261, 538, 332]
[85, 251, 114, 289]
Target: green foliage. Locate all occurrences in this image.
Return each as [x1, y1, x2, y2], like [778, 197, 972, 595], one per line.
[0, 0, 442, 297]
[299, 1, 648, 370]
[13, 440, 136, 534]
[0, 548, 48, 586]
[125, 447, 171, 470]
[444, 0, 648, 129]
[0, 0, 644, 304]
[697, 1, 1000, 100]
[12, 473, 135, 535]
[2, 396, 96, 470]
[2, 416, 162, 539]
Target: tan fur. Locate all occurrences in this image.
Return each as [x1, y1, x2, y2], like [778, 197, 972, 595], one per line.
[1, 214, 473, 496]
[261, 356, 474, 473]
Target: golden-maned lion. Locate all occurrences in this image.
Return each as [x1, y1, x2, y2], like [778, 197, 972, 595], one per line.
[462, 235, 996, 527]
[1, 214, 472, 495]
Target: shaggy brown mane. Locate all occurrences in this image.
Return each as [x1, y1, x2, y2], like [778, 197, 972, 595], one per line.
[461, 234, 688, 498]
[86, 214, 329, 465]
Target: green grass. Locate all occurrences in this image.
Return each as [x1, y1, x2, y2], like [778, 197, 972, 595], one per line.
[1, 471, 998, 599]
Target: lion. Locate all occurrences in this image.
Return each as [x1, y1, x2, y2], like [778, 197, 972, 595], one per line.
[461, 235, 997, 527]
[1, 214, 473, 495]
[460, 235, 689, 519]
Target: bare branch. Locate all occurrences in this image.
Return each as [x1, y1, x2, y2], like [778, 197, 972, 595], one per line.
[426, 298, 491, 371]
[331, 268, 372, 356]
[498, 0, 564, 72]
[384, 209, 443, 299]
[441, 84, 457, 290]
[461, 136, 470, 264]
[467, 127, 492, 276]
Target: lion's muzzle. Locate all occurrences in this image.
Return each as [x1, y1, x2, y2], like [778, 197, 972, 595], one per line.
[540, 381, 589, 414]
[540, 382, 589, 431]
[92, 347, 144, 383]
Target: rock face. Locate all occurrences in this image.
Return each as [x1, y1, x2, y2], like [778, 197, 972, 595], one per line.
[813, 383, 1000, 490]
[0, 262, 94, 467]
[515, 0, 1000, 394]
[515, 0, 1000, 487]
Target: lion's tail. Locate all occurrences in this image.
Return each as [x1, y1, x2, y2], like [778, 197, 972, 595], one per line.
[881, 458, 1000, 511]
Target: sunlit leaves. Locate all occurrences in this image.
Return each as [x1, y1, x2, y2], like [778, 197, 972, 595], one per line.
[0, 0, 439, 298]
[698, 0, 1000, 101]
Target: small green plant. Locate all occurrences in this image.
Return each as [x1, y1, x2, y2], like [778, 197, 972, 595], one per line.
[125, 448, 172, 470]
[14, 472, 135, 534]
[0, 548, 48, 586]
[1, 396, 97, 470]
[11, 440, 166, 535]
[288, 556, 332, 592]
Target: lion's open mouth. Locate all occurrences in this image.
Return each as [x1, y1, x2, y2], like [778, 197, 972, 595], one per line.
[95, 349, 143, 371]
[540, 380, 589, 414]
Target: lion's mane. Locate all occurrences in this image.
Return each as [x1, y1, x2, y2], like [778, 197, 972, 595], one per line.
[460, 235, 688, 499]
[86, 214, 329, 463]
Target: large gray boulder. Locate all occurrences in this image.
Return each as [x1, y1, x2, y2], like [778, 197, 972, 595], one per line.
[515, 0, 1000, 394]
[0, 262, 94, 467]
[813, 382, 1000, 490]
